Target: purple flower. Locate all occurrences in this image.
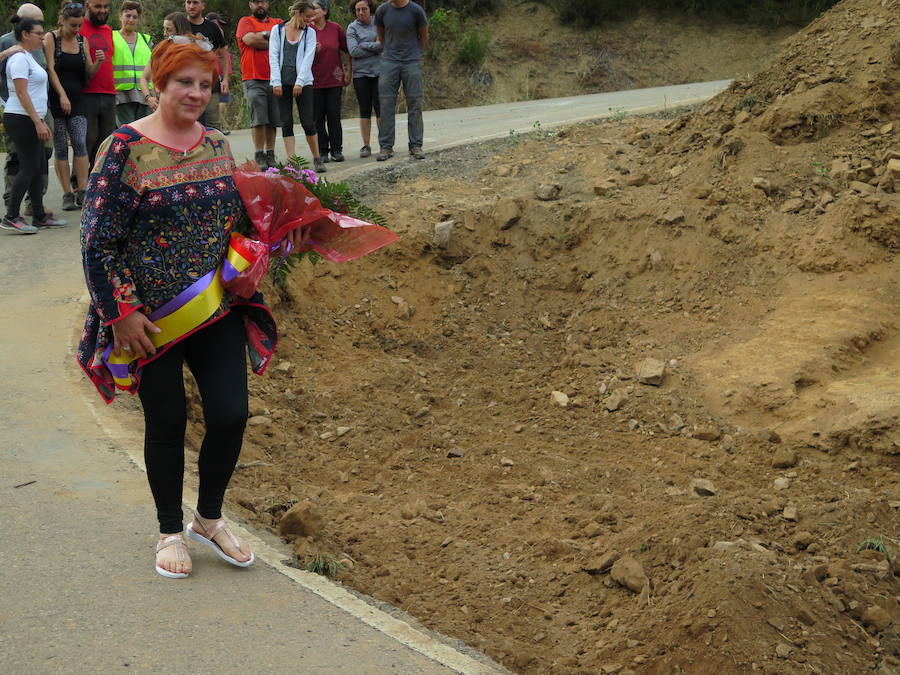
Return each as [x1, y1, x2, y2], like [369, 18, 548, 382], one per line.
[300, 169, 319, 184]
[264, 167, 280, 175]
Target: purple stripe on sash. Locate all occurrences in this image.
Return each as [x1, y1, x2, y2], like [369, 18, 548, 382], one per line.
[148, 268, 217, 321]
[221, 257, 240, 283]
[100, 344, 132, 378]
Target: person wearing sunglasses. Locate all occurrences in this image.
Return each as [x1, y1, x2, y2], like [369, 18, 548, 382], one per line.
[43, 1, 101, 211]
[138, 11, 194, 110]
[79, 0, 114, 171]
[79, 37, 275, 578]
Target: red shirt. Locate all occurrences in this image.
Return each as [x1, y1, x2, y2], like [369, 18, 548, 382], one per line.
[237, 15, 280, 81]
[80, 18, 114, 94]
[311, 22, 348, 89]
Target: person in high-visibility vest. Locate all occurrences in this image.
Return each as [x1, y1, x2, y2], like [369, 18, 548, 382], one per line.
[112, 0, 153, 125]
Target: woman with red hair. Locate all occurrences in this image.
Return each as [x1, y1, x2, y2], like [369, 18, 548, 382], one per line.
[78, 38, 277, 579]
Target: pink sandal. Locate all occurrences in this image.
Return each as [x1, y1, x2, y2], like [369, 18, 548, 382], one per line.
[186, 516, 254, 568]
[155, 534, 191, 579]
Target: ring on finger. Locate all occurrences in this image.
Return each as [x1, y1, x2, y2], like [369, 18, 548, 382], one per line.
[123, 345, 132, 351]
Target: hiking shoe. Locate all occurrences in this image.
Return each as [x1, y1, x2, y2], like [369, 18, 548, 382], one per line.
[265, 150, 276, 168]
[376, 148, 393, 162]
[313, 157, 327, 173]
[322, 154, 331, 163]
[359, 145, 371, 158]
[0, 215, 38, 234]
[34, 212, 67, 229]
[76, 190, 85, 208]
[409, 146, 425, 160]
[254, 150, 267, 169]
[62, 192, 77, 211]
[330, 151, 344, 162]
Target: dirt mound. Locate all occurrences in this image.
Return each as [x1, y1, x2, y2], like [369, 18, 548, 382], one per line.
[178, 0, 900, 672]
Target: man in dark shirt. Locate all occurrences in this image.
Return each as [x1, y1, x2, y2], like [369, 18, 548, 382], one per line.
[185, 0, 228, 130]
[374, 0, 428, 161]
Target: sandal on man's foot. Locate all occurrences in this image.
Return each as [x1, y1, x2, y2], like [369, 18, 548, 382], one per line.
[155, 534, 191, 579]
[186, 517, 254, 568]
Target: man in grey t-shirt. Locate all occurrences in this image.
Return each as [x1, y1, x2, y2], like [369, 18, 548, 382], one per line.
[374, 0, 428, 161]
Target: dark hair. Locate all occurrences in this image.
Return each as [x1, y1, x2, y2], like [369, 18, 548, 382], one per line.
[120, 1, 142, 15]
[163, 11, 192, 35]
[349, 0, 376, 14]
[60, 3, 84, 20]
[11, 16, 43, 41]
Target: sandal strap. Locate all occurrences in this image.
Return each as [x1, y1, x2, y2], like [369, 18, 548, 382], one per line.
[156, 534, 187, 562]
[195, 516, 242, 553]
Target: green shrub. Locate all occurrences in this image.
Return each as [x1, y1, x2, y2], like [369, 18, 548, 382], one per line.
[457, 29, 490, 69]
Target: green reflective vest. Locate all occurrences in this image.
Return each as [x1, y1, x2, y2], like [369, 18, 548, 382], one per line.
[111, 31, 152, 91]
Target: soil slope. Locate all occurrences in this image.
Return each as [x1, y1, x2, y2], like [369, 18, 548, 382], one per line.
[182, 0, 898, 672]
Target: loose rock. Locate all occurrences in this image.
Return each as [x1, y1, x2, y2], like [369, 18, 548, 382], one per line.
[861, 605, 892, 631]
[551, 390, 570, 407]
[278, 500, 323, 537]
[691, 478, 717, 497]
[636, 358, 666, 385]
[610, 556, 648, 593]
[433, 220, 455, 249]
[535, 183, 562, 201]
[772, 448, 798, 469]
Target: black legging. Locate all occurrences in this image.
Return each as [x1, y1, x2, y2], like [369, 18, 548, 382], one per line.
[277, 84, 316, 138]
[353, 76, 380, 119]
[138, 311, 248, 534]
[3, 113, 47, 220]
[313, 86, 343, 156]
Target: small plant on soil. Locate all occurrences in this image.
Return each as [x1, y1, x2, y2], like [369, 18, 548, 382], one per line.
[608, 106, 629, 122]
[856, 535, 894, 563]
[736, 94, 758, 111]
[306, 553, 344, 577]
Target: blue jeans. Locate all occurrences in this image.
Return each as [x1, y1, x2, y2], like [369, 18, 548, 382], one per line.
[378, 60, 424, 151]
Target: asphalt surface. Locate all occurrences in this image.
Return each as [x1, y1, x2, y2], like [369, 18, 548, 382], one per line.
[0, 80, 728, 673]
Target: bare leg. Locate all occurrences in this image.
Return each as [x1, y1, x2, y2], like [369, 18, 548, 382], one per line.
[73, 155, 89, 192]
[305, 133, 320, 160]
[265, 125, 276, 151]
[54, 159, 71, 195]
[283, 135, 296, 158]
[360, 117, 371, 147]
[250, 125, 266, 152]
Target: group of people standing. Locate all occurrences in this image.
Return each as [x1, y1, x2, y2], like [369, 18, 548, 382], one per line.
[0, 0, 230, 234]
[239, 0, 428, 172]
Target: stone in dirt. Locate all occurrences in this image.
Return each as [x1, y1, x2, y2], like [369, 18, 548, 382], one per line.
[247, 415, 271, 426]
[691, 478, 717, 496]
[792, 531, 814, 550]
[551, 390, 570, 407]
[535, 183, 561, 201]
[604, 390, 628, 412]
[775, 643, 792, 659]
[693, 427, 721, 442]
[662, 209, 686, 225]
[278, 499, 323, 537]
[610, 556, 648, 593]
[850, 180, 876, 195]
[583, 550, 620, 574]
[861, 605, 892, 631]
[772, 448, 798, 468]
[493, 198, 522, 230]
[447, 448, 464, 458]
[780, 198, 804, 213]
[783, 505, 798, 521]
[594, 179, 618, 196]
[774, 477, 791, 491]
[636, 358, 665, 385]
[433, 220, 455, 249]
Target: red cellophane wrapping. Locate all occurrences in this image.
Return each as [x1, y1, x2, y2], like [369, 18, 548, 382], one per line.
[226, 163, 399, 297]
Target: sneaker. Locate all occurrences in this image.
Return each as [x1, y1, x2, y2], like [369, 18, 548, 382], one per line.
[376, 148, 393, 162]
[62, 192, 77, 211]
[322, 154, 331, 163]
[409, 146, 426, 160]
[254, 150, 267, 169]
[0, 215, 38, 234]
[34, 212, 67, 229]
[265, 150, 276, 168]
[359, 145, 371, 158]
[313, 157, 327, 173]
[330, 151, 345, 162]
[76, 190, 85, 208]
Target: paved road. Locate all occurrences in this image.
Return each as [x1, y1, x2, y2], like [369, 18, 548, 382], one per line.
[0, 80, 728, 673]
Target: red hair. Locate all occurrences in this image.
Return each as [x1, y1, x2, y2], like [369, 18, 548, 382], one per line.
[150, 38, 219, 93]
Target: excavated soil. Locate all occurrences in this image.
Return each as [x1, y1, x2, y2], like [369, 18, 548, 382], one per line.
[179, 1, 900, 672]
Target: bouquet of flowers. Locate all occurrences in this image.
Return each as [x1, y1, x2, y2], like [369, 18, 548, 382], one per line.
[226, 158, 397, 297]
